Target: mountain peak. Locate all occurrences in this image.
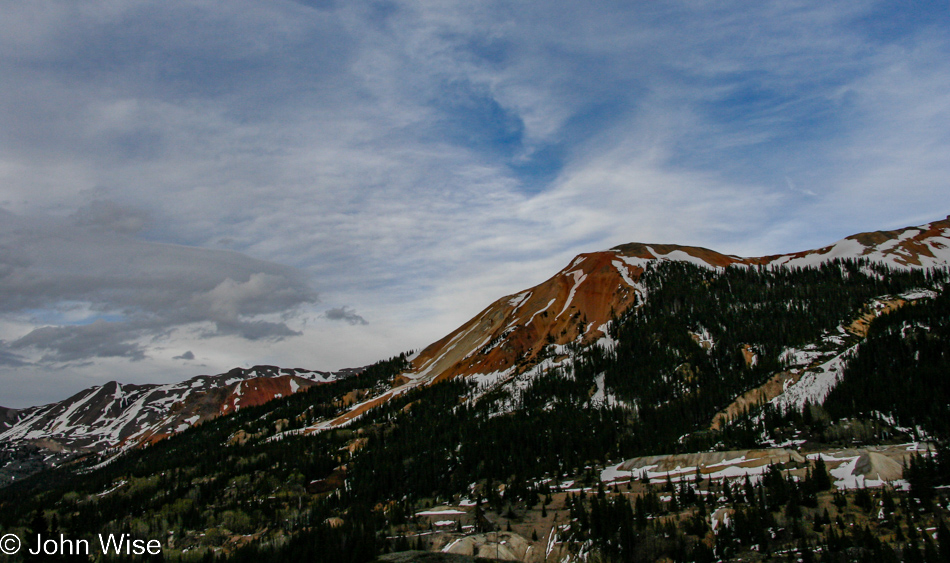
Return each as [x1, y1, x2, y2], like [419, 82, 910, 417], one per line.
[411, 249, 641, 386]
[408, 215, 950, 393]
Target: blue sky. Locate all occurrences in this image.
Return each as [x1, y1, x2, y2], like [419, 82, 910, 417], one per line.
[1, 0, 949, 406]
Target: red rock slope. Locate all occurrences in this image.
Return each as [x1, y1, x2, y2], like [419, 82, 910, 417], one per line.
[409, 216, 950, 387]
[411, 246, 725, 384]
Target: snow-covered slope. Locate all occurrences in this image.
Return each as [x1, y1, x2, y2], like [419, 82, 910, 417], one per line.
[0, 365, 358, 454]
[756, 217, 950, 269]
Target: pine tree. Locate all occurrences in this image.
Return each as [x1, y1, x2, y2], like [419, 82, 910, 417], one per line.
[813, 457, 832, 491]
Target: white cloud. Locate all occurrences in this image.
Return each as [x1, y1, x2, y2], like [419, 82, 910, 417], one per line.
[1, 0, 949, 405]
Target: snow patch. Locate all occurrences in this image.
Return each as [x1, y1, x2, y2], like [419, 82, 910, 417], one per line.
[468, 368, 516, 394]
[612, 260, 639, 287]
[415, 509, 465, 516]
[900, 288, 938, 301]
[508, 291, 531, 311]
[556, 270, 587, 319]
[600, 462, 632, 482]
[691, 325, 715, 351]
[771, 346, 855, 413]
[97, 480, 127, 497]
[595, 323, 617, 350]
[589, 373, 620, 408]
[648, 247, 721, 269]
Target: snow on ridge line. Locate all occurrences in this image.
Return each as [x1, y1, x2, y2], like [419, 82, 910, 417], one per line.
[2, 368, 327, 451]
[648, 246, 726, 270]
[875, 228, 921, 254]
[607, 222, 950, 273]
[616, 254, 653, 271]
[772, 227, 950, 270]
[773, 238, 869, 269]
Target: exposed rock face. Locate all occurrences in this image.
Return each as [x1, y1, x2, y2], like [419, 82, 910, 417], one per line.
[438, 532, 533, 561]
[412, 250, 644, 384]
[605, 444, 919, 489]
[615, 448, 807, 480]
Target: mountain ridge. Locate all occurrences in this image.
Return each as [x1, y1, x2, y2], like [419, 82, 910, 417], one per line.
[3, 216, 950, 561]
[286, 215, 950, 433]
[409, 215, 950, 386]
[0, 364, 362, 476]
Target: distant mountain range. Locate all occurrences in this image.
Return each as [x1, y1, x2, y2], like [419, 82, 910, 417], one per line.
[0, 366, 361, 483]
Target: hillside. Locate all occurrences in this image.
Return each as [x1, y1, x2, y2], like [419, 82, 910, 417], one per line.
[305, 215, 950, 433]
[1, 216, 950, 562]
[0, 365, 361, 484]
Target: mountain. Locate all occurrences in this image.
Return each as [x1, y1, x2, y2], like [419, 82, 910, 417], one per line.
[2, 216, 950, 562]
[0, 365, 361, 483]
[310, 216, 950, 430]
[416, 216, 950, 380]
[7, 217, 948, 448]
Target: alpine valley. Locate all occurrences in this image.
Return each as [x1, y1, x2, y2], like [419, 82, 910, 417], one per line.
[3, 217, 950, 562]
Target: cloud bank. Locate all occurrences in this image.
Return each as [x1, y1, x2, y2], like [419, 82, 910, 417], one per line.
[0, 207, 317, 366]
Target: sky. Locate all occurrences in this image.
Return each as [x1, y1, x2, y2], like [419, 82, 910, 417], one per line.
[1, 0, 949, 407]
